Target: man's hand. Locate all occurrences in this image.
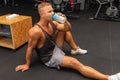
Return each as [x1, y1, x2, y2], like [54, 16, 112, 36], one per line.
[15, 64, 30, 72]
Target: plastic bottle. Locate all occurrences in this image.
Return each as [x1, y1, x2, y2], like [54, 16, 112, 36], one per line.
[52, 13, 65, 24]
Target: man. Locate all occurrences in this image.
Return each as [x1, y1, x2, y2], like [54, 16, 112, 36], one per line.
[15, 2, 120, 80]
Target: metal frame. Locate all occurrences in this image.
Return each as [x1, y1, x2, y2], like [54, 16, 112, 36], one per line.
[94, 0, 110, 18]
[4, 0, 15, 6]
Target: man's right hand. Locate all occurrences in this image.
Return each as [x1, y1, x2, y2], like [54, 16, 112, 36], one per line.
[15, 64, 30, 72]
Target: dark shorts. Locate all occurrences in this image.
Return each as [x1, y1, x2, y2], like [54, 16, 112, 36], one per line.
[45, 45, 65, 69]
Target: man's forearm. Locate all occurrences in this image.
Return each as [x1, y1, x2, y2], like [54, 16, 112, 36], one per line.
[25, 47, 33, 66]
[64, 20, 71, 31]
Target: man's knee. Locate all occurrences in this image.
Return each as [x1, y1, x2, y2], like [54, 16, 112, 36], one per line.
[69, 59, 80, 66]
[65, 57, 81, 67]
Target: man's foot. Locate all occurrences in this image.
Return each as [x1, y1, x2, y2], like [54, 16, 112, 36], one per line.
[109, 73, 120, 80]
[71, 47, 87, 55]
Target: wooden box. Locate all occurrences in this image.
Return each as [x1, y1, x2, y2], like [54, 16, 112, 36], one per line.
[0, 14, 32, 49]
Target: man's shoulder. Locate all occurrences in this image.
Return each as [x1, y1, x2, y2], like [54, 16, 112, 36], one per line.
[29, 26, 41, 37]
[30, 26, 39, 32]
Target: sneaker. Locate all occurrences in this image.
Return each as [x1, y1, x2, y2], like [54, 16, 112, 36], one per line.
[71, 46, 87, 55]
[109, 73, 120, 80]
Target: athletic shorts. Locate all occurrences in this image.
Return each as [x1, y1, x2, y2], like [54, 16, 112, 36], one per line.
[45, 45, 65, 69]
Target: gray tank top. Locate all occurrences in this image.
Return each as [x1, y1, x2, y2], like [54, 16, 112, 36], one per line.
[35, 22, 57, 63]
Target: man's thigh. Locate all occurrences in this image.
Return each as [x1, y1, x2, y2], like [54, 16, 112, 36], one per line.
[55, 31, 66, 47]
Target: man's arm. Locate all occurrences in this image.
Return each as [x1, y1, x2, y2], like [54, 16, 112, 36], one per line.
[64, 19, 71, 31]
[53, 13, 71, 31]
[25, 36, 38, 67]
[15, 28, 40, 72]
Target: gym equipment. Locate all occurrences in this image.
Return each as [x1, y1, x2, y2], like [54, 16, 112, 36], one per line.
[94, 0, 111, 18]
[51, 0, 81, 19]
[0, 24, 11, 38]
[33, 0, 81, 19]
[34, 0, 42, 9]
[94, 0, 118, 18]
[4, 0, 18, 7]
[34, 0, 51, 9]
[106, 0, 118, 18]
[51, 0, 64, 12]
[92, 0, 120, 22]
[64, 0, 82, 19]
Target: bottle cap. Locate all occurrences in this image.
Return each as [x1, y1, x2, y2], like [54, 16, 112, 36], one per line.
[52, 13, 58, 20]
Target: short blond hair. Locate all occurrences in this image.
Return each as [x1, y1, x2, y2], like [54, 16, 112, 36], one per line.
[38, 2, 52, 14]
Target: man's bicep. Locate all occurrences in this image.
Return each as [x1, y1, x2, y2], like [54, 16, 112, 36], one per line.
[28, 28, 41, 49]
[27, 35, 39, 49]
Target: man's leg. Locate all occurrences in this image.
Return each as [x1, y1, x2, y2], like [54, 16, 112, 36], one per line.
[55, 31, 66, 47]
[56, 32, 120, 80]
[56, 31, 87, 54]
[60, 56, 108, 80]
[55, 31, 77, 47]
[64, 31, 79, 50]
[55, 32, 107, 79]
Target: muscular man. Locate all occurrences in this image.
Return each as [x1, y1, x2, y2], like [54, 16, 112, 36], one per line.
[15, 2, 120, 80]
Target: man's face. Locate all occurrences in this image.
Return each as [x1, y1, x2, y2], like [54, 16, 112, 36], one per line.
[41, 5, 54, 21]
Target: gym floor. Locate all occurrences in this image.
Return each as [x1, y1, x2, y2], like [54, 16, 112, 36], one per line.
[0, 1, 120, 80]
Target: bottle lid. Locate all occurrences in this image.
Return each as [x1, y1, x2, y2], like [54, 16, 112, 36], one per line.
[52, 13, 58, 20]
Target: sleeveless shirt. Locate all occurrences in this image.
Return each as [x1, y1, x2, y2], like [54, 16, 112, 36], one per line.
[35, 22, 57, 63]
